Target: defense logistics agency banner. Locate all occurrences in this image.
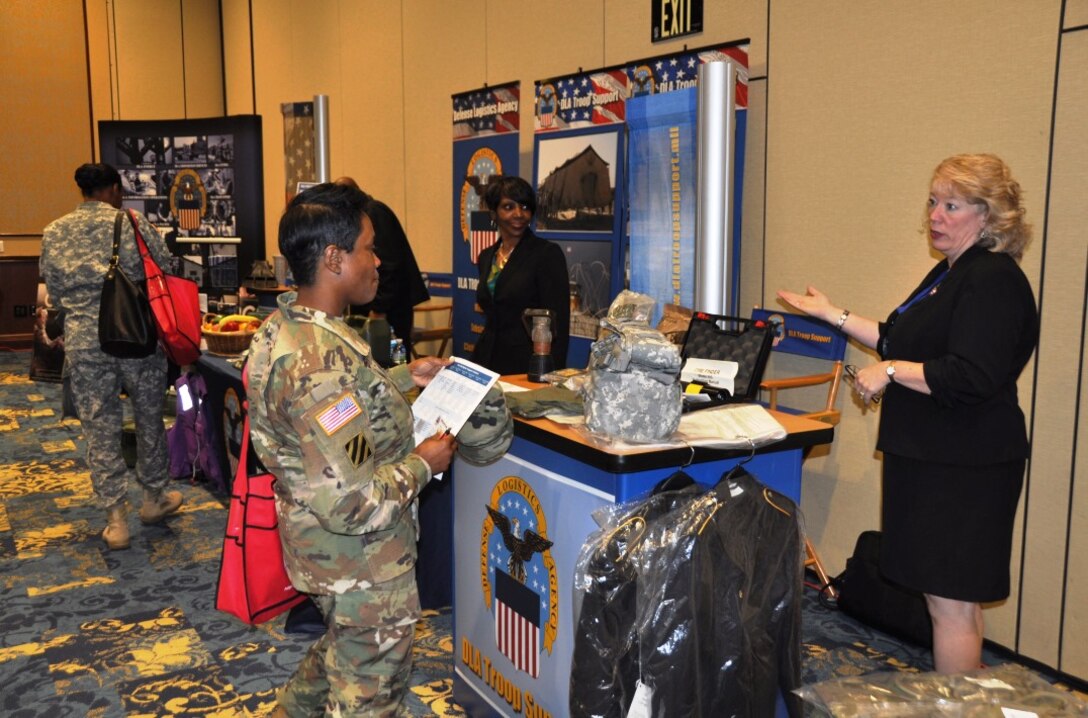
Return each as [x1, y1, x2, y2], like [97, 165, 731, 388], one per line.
[628, 41, 750, 322]
[451, 82, 520, 360]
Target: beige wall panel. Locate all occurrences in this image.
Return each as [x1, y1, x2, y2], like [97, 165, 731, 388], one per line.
[402, 0, 486, 274]
[1069, 281, 1088, 676]
[221, 0, 254, 114]
[602, 0, 767, 74]
[1040, 32, 1088, 676]
[250, 0, 346, 253]
[487, 2, 605, 172]
[113, 0, 185, 119]
[181, 0, 225, 118]
[250, 0, 294, 254]
[739, 80, 766, 313]
[1067, 0, 1088, 28]
[0, 0, 91, 238]
[85, 0, 113, 151]
[764, 1, 1059, 595]
[336, 2, 406, 216]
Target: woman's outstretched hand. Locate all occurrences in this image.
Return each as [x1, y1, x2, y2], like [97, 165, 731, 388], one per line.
[776, 286, 834, 323]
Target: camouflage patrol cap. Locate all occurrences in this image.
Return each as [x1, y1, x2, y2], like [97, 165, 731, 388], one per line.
[455, 384, 514, 466]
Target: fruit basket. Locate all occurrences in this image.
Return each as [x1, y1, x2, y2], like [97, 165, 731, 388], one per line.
[202, 313, 261, 355]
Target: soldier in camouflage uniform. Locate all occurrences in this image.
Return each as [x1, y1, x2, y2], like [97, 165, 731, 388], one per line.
[248, 183, 512, 717]
[40, 164, 184, 551]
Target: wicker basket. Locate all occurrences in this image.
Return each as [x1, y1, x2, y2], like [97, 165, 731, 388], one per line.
[202, 328, 257, 355]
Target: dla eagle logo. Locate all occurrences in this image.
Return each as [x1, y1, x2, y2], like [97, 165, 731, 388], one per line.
[480, 475, 558, 678]
[460, 146, 502, 265]
[537, 83, 557, 129]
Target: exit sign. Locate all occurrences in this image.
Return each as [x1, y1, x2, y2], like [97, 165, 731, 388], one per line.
[652, 0, 703, 42]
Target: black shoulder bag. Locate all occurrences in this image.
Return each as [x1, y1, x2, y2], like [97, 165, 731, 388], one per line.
[99, 211, 157, 358]
[823, 530, 933, 648]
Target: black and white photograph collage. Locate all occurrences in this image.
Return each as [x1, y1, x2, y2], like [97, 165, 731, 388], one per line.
[116, 134, 240, 290]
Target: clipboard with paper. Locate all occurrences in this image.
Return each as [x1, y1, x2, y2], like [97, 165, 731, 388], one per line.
[411, 358, 499, 446]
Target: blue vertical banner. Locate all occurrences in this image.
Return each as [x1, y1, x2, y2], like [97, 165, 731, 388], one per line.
[628, 89, 699, 318]
[451, 83, 520, 359]
[627, 43, 749, 324]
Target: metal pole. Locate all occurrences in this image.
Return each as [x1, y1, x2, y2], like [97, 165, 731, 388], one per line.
[314, 94, 331, 182]
[693, 60, 737, 316]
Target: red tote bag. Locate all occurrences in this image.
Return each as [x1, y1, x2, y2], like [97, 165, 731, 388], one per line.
[215, 369, 306, 624]
[128, 210, 202, 366]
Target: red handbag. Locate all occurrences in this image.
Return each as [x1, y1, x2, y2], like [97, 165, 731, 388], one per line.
[127, 210, 202, 366]
[215, 367, 307, 624]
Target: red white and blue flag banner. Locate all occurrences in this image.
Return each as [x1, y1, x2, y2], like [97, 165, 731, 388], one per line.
[469, 211, 496, 265]
[452, 82, 520, 140]
[534, 40, 749, 132]
[493, 568, 542, 677]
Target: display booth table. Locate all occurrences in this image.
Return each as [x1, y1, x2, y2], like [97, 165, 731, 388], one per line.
[453, 375, 833, 718]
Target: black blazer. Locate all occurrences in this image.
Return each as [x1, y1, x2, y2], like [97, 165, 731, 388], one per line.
[877, 244, 1038, 465]
[472, 230, 570, 375]
[350, 200, 430, 346]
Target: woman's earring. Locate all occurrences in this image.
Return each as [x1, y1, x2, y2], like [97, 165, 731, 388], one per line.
[490, 215, 497, 230]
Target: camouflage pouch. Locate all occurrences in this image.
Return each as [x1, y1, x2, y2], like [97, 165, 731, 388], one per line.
[583, 320, 682, 442]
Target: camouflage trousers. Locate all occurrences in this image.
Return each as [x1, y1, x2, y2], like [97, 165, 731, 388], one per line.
[278, 569, 421, 717]
[66, 347, 170, 509]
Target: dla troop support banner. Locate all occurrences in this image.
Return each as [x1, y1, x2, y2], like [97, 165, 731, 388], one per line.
[628, 41, 750, 324]
[452, 453, 611, 718]
[533, 67, 630, 367]
[451, 82, 520, 360]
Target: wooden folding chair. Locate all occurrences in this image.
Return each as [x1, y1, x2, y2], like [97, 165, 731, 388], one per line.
[410, 302, 453, 359]
[752, 308, 848, 597]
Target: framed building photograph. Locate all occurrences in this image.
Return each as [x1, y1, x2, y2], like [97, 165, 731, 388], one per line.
[532, 125, 623, 235]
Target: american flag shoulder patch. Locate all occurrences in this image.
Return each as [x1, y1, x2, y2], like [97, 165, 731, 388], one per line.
[344, 433, 371, 467]
[315, 394, 362, 436]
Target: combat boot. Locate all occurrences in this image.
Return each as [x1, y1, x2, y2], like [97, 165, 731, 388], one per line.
[139, 489, 184, 525]
[102, 502, 131, 550]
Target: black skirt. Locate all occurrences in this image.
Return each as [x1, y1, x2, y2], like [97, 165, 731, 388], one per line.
[880, 454, 1024, 603]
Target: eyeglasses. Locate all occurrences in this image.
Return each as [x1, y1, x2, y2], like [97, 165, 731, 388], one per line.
[844, 364, 882, 406]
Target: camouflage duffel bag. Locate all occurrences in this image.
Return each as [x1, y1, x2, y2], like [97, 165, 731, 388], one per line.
[583, 320, 682, 442]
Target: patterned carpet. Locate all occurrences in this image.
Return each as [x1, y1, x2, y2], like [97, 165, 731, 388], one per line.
[0, 348, 1063, 717]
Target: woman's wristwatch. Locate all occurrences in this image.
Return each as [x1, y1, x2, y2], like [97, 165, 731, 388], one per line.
[886, 360, 897, 383]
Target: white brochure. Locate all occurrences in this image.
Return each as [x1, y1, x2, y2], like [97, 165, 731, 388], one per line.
[411, 357, 499, 446]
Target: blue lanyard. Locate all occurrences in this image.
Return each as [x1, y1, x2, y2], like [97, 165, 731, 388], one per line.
[897, 268, 949, 314]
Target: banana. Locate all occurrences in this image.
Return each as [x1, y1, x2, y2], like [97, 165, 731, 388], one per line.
[215, 314, 261, 328]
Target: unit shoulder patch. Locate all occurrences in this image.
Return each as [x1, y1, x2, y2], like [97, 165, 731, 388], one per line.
[344, 433, 371, 467]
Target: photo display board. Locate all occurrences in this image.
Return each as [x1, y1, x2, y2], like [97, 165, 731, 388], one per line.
[99, 116, 265, 296]
[532, 41, 749, 334]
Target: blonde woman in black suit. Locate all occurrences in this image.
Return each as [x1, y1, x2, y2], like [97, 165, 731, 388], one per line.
[779, 154, 1038, 675]
[472, 176, 570, 375]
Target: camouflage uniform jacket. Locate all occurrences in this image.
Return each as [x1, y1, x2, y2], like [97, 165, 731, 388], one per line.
[40, 202, 172, 351]
[247, 291, 514, 595]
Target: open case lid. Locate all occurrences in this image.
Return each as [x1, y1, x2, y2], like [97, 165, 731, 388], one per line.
[680, 312, 774, 403]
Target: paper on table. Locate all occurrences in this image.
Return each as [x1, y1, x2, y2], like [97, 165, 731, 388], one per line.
[678, 404, 786, 448]
[412, 358, 499, 447]
[680, 358, 739, 395]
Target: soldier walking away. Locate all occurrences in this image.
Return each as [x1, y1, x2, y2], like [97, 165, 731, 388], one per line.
[40, 163, 183, 550]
